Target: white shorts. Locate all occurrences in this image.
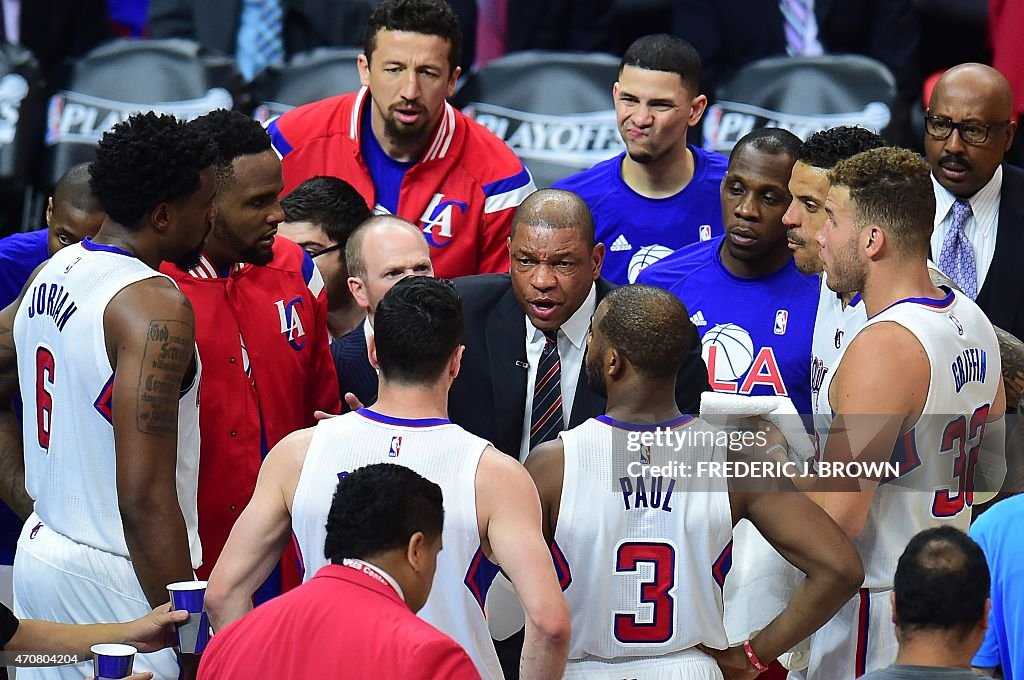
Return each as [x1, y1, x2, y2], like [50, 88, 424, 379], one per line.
[563, 648, 725, 680]
[12, 513, 180, 680]
[805, 588, 898, 680]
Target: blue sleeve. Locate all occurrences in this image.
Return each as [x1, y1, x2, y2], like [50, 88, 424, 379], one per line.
[266, 117, 294, 158]
[968, 516, 1001, 668]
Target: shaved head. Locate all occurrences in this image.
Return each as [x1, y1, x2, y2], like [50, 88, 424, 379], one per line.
[510, 189, 595, 247]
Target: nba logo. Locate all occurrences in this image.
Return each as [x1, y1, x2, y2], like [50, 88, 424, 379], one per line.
[388, 436, 402, 458]
[699, 224, 712, 241]
[640, 445, 652, 464]
[950, 314, 964, 336]
[774, 310, 789, 335]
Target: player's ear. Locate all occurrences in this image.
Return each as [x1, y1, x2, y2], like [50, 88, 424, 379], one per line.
[368, 334, 380, 370]
[688, 94, 709, 127]
[150, 200, 173, 234]
[864, 225, 884, 258]
[449, 345, 465, 381]
[890, 591, 897, 626]
[406, 530, 428, 572]
[607, 347, 622, 379]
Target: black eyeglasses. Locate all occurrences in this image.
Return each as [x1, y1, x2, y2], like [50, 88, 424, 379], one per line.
[307, 243, 343, 259]
[924, 114, 1012, 145]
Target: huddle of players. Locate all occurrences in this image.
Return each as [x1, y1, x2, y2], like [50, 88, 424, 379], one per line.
[192, 129, 1003, 680]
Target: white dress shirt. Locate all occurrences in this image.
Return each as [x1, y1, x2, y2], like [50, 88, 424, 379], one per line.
[1, 0, 19, 43]
[519, 284, 597, 462]
[931, 166, 1003, 290]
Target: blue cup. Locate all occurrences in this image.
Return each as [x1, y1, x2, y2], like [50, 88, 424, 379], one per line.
[167, 580, 210, 654]
[91, 643, 136, 679]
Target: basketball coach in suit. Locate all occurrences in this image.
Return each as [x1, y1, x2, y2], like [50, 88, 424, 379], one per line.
[449, 189, 709, 463]
[924, 63, 1024, 343]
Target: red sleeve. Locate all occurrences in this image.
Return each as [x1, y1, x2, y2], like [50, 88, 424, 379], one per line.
[477, 205, 513, 274]
[308, 271, 342, 417]
[408, 638, 482, 680]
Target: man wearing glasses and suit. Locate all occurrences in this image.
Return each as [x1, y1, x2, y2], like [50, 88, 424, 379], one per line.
[925, 63, 1024, 343]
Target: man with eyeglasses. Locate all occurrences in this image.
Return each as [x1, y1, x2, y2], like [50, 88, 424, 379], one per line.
[279, 176, 373, 339]
[925, 63, 1023, 342]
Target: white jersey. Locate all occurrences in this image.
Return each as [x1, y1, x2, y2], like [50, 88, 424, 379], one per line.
[818, 288, 1000, 587]
[12, 241, 202, 567]
[555, 415, 733, 666]
[810, 271, 866, 419]
[291, 408, 502, 680]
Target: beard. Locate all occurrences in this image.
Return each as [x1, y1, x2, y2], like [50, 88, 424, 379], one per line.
[384, 105, 431, 147]
[172, 239, 206, 271]
[239, 241, 275, 266]
[584, 350, 607, 399]
[824, 241, 865, 295]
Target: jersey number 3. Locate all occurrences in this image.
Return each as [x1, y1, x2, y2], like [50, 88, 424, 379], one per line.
[613, 541, 676, 644]
[35, 347, 56, 451]
[933, 404, 990, 517]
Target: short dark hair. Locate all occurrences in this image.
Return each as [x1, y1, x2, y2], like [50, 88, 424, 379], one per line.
[600, 285, 692, 379]
[90, 112, 215, 229]
[324, 463, 443, 562]
[732, 127, 802, 160]
[364, 0, 461, 73]
[53, 163, 103, 214]
[894, 526, 990, 639]
[374, 276, 463, 385]
[797, 126, 887, 169]
[189, 109, 272, 184]
[620, 34, 702, 94]
[281, 176, 372, 247]
[828, 147, 935, 258]
[510, 189, 596, 249]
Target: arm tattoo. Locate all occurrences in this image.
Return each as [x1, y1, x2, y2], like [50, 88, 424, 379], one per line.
[136, 320, 192, 436]
[995, 326, 1024, 412]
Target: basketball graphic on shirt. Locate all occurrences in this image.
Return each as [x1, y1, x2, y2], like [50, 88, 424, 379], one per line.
[627, 245, 673, 283]
[702, 323, 754, 382]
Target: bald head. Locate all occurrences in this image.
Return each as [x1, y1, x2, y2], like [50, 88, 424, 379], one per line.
[929, 64, 1014, 118]
[345, 215, 433, 316]
[925, 63, 1017, 198]
[47, 162, 105, 255]
[510, 189, 595, 247]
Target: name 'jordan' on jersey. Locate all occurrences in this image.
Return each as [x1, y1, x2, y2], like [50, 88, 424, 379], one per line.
[12, 240, 202, 567]
[291, 408, 502, 680]
[555, 415, 733, 673]
[818, 288, 1001, 588]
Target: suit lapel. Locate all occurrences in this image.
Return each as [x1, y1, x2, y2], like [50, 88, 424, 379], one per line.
[486, 287, 529, 449]
[981, 164, 1024, 330]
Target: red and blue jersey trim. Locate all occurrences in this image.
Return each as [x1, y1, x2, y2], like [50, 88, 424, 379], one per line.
[93, 374, 114, 424]
[712, 540, 733, 590]
[550, 540, 572, 591]
[464, 546, 500, 611]
[356, 408, 450, 428]
[855, 588, 870, 677]
[870, 286, 955, 319]
[595, 414, 694, 431]
[81, 238, 135, 258]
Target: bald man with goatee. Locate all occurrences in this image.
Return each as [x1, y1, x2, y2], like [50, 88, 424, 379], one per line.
[925, 63, 1024, 341]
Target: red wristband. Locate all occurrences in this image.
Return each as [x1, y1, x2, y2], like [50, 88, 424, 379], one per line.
[743, 639, 770, 673]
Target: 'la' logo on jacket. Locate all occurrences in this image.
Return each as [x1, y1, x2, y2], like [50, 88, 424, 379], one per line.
[274, 297, 306, 350]
[420, 193, 468, 248]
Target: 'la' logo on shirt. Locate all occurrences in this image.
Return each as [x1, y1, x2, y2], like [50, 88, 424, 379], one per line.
[274, 297, 307, 350]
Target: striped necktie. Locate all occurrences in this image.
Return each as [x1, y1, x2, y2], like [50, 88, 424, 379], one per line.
[530, 331, 564, 451]
[938, 199, 979, 299]
[780, 0, 822, 56]
[237, 0, 285, 81]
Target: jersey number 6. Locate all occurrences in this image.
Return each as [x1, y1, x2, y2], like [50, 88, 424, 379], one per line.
[35, 346, 56, 451]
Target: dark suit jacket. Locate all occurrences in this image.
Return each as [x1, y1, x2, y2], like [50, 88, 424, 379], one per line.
[448, 0, 615, 73]
[671, 0, 920, 107]
[18, 0, 111, 79]
[448, 274, 710, 458]
[147, 0, 371, 58]
[974, 163, 1024, 342]
[330, 319, 378, 414]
